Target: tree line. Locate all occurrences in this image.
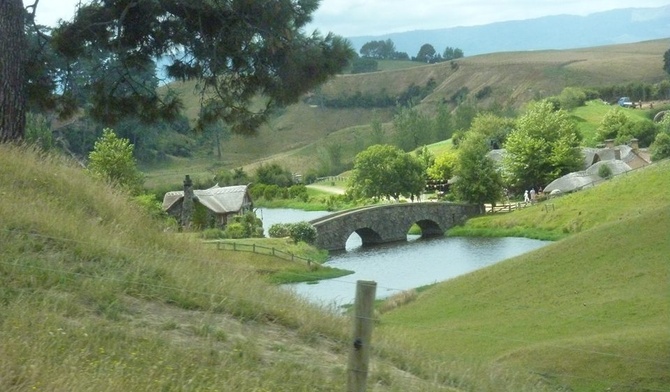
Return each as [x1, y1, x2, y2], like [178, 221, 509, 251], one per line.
[351, 39, 464, 73]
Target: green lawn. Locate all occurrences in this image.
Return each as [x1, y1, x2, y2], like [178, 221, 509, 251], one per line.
[378, 160, 670, 391]
[570, 99, 661, 146]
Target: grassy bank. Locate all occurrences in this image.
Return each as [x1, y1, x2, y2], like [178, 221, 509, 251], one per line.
[0, 144, 453, 391]
[2, 143, 668, 391]
[449, 161, 670, 240]
[381, 160, 670, 391]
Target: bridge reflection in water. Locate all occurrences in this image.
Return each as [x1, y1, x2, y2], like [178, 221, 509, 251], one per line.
[309, 202, 480, 251]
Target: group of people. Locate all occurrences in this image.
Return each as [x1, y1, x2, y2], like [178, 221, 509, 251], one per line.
[523, 188, 539, 204]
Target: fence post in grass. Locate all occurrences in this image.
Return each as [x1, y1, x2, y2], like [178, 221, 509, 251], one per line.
[347, 280, 377, 392]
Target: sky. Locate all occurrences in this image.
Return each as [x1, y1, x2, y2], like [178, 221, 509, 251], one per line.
[35, 0, 670, 37]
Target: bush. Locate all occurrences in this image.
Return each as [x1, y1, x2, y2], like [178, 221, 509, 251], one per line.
[88, 128, 144, 194]
[223, 222, 247, 239]
[598, 164, 613, 179]
[132, 194, 167, 220]
[288, 222, 317, 244]
[268, 223, 292, 238]
[201, 228, 226, 239]
[289, 184, 309, 201]
[263, 184, 281, 201]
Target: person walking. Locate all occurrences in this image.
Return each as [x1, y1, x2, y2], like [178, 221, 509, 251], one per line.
[524, 190, 530, 204]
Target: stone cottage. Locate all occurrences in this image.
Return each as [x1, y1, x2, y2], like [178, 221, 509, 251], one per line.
[162, 175, 253, 229]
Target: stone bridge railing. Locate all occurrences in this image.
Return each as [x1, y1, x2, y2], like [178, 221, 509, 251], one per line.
[310, 202, 480, 251]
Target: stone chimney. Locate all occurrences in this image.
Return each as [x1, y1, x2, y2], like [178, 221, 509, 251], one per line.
[605, 139, 615, 149]
[629, 138, 639, 152]
[181, 175, 194, 230]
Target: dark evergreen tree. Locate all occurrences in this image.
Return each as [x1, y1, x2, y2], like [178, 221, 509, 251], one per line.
[1, 0, 354, 142]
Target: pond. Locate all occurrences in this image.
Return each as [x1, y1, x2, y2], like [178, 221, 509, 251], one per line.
[257, 208, 550, 307]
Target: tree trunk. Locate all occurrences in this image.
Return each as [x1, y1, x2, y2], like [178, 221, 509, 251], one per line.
[0, 0, 27, 143]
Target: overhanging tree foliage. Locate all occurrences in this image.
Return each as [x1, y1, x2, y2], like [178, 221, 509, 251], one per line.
[1, 0, 354, 142]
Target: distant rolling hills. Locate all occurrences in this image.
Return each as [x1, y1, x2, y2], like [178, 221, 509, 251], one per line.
[146, 38, 670, 189]
[347, 5, 670, 57]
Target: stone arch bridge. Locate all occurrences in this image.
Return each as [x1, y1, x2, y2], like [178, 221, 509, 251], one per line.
[309, 202, 480, 251]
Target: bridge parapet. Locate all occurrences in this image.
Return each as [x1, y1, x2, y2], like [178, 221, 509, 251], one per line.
[310, 202, 479, 251]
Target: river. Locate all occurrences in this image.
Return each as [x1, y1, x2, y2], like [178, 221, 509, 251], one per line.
[257, 208, 550, 308]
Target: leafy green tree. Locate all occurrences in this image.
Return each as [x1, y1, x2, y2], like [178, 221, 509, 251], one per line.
[597, 108, 631, 142]
[88, 128, 143, 194]
[557, 87, 588, 110]
[393, 106, 433, 151]
[664, 47, 670, 75]
[452, 132, 504, 212]
[627, 120, 658, 148]
[415, 146, 435, 172]
[432, 103, 454, 141]
[427, 151, 458, 183]
[415, 43, 437, 63]
[503, 100, 583, 193]
[360, 39, 396, 59]
[452, 101, 478, 132]
[468, 113, 515, 150]
[368, 115, 385, 146]
[349, 144, 425, 201]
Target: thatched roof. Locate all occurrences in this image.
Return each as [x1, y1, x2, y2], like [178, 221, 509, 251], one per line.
[162, 184, 250, 214]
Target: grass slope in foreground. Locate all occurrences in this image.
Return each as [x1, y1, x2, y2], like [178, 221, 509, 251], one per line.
[0, 145, 453, 392]
[380, 162, 670, 391]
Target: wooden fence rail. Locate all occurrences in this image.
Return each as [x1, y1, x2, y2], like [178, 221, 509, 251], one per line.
[215, 241, 314, 266]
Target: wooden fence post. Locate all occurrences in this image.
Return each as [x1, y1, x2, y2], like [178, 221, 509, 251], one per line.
[347, 280, 377, 392]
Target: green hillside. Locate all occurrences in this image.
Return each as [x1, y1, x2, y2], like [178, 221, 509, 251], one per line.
[145, 38, 670, 190]
[380, 161, 670, 391]
[2, 146, 668, 391]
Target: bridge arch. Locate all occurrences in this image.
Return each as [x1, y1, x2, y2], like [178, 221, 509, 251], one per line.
[310, 202, 480, 251]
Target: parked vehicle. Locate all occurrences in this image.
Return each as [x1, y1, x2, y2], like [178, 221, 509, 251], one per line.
[618, 97, 634, 108]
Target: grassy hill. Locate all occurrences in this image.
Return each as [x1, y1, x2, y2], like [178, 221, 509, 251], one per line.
[145, 38, 670, 190]
[2, 145, 668, 390]
[380, 160, 670, 391]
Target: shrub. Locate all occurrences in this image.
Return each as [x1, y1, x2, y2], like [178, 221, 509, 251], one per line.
[268, 223, 291, 238]
[263, 184, 281, 201]
[88, 128, 144, 194]
[223, 222, 246, 239]
[289, 184, 309, 201]
[598, 164, 613, 179]
[201, 228, 226, 239]
[132, 193, 167, 220]
[288, 222, 317, 244]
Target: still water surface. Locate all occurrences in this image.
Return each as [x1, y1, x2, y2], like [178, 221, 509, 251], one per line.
[258, 208, 550, 307]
